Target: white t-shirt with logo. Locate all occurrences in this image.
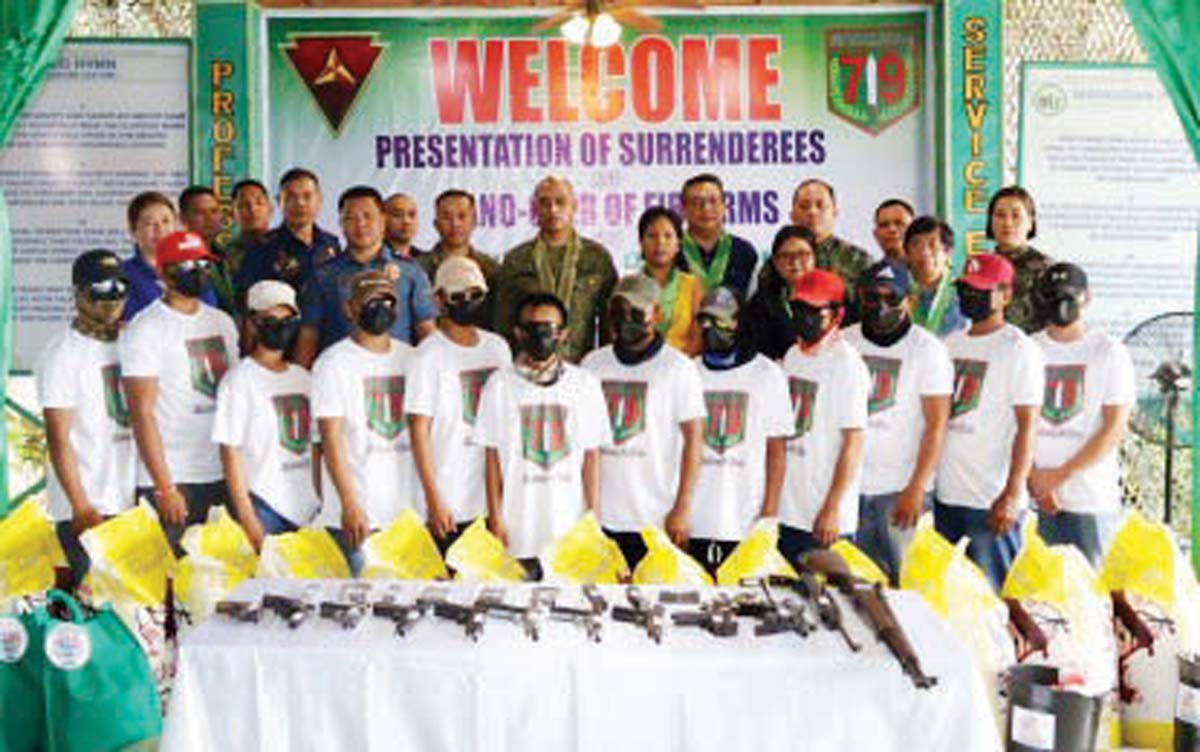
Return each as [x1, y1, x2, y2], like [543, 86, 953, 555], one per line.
[690, 355, 793, 541]
[36, 328, 137, 521]
[211, 358, 320, 526]
[311, 337, 417, 530]
[843, 324, 955, 495]
[938, 324, 1045, 510]
[119, 299, 239, 485]
[406, 329, 512, 523]
[473, 364, 611, 558]
[581, 344, 707, 532]
[1033, 329, 1135, 514]
[779, 339, 870, 534]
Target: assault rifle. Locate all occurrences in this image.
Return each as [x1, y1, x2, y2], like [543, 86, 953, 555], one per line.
[612, 586, 666, 643]
[262, 593, 316, 629]
[549, 584, 608, 642]
[215, 599, 261, 623]
[671, 591, 739, 637]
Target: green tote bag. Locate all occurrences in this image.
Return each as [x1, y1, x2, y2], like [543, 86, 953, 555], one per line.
[0, 603, 48, 751]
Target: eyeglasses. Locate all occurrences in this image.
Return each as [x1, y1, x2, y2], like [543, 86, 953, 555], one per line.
[446, 289, 486, 306]
[167, 259, 212, 274]
[85, 277, 129, 300]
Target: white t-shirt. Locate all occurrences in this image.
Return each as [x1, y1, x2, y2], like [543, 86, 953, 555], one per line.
[581, 344, 707, 532]
[473, 364, 611, 558]
[119, 299, 239, 485]
[690, 355, 793, 541]
[311, 337, 417, 530]
[36, 328, 136, 521]
[938, 324, 1045, 510]
[843, 324, 955, 495]
[1033, 329, 1135, 514]
[211, 358, 321, 526]
[406, 329, 512, 522]
[779, 338, 870, 533]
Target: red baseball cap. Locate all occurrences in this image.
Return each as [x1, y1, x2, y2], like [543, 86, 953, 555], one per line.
[155, 231, 215, 271]
[958, 253, 1014, 291]
[791, 269, 845, 306]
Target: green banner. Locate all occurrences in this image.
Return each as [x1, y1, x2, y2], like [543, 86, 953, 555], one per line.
[943, 0, 1004, 267]
[193, 0, 258, 244]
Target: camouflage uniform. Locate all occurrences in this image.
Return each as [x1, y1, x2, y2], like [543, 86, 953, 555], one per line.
[417, 245, 502, 330]
[1001, 245, 1053, 334]
[815, 234, 872, 324]
[495, 235, 617, 363]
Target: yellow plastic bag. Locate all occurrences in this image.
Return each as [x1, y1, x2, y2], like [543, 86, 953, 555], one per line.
[542, 512, 629, 584]
[632, 526, 713, 586]
[1001, 524, 1117, 696]
[361, 509, 449, 581]
[444, 518, 527, 582]
[176, 509, 260, 619]
[80, 502, 177, 606]
[0, 500, 67, 600]
[1100, 510, 1200, 750]
[831, 539, 889, 587]
[257, 528, 351, 579]
[715, 519, 797, 586]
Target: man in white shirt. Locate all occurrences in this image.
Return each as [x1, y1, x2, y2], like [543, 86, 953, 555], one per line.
[581, 274, 706, 568]
[121, 231, 239, 552]
[408, 257, 512, 552]
[311, 270, 418, 574]
[936, 253, 1044, 589]
[475, 292, 610, 578]
[1029, 263, 1134, 565]
[37, 250, 136, 583]
[779, 270, 870, 565]
[689, 287, 790, 576]
[212, 280, 319, 551]
[844, 259, 953, 583]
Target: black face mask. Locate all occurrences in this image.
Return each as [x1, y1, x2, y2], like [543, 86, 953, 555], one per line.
[171, 267, 211, 299]
[612, 308, 653, 348]
[790, 301, 829, 345]
[357, 298, 397, 335]
[518, 322, 561, 361]
[447, 296, 485, 326]
[1037, 293, 1081, 328]
[700, 322, 738, 354]
[957, 285, 995, 323]
[257, 315, 301, 352]
[860, 293, 911, 347]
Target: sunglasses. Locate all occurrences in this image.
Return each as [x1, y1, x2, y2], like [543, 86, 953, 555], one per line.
[696, 313, 733, 329]
[167, 259, 212, 274]
[446, 288, 486, 306]
[85, 277, 129, 301]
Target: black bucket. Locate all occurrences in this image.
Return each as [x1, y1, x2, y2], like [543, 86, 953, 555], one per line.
[1178, 654, 1200, 752]
[1005, 664, 1102, 752]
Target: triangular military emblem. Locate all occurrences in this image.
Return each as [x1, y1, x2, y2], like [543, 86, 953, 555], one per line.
[283, 35, 385, 134]
[272, 394, 312, 455]
[863, 356, 902, 414]
[185, 337, 230, 399]
[364, 375, 406, 440]
[521, 404, 571, 470]
[459, 368, 497, 426]
[788, 377, 819, 438]
[101, 364, 129, 428]
[703, 390, 748, 454]
[1042, 364, 1085, 425]
[601, 380, 648, 445]
[951, 359, 988, 418]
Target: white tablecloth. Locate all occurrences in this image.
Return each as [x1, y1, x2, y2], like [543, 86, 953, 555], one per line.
[161, 580, 1001, 752]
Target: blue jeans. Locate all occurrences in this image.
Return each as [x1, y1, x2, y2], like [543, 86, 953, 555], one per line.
[1037, 510, 1109, 569]
[138, 480, 230, 556]
[250, 495, 300, 535]
[933, 499, 1023, 590]
[327, 526, 367, 577]
[857, 491, 933, 585]
[55, 521, 92, 587]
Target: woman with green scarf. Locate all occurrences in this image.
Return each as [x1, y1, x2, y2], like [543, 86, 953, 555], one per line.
[638, 206, 701, 355]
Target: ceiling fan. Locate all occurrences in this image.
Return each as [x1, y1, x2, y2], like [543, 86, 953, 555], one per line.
[533, 0, 706, 48]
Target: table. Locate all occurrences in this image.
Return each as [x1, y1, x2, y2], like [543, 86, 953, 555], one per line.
[161, 580, 1002, 752]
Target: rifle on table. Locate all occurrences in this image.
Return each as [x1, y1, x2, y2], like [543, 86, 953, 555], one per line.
[215, 599, 261, 623]
[319, 582, 372, 630]
[548, 584, 608, 642]
[671, 591, 739, 637]
[612, 586, 666, 643]
[478, 587, 557, 641]
[424, 588, 494, 642]
[737, 578, 815, 638]
[801, 550, 938, 690]
[790, 572, 861, 652]
[262, 593, 317, 629]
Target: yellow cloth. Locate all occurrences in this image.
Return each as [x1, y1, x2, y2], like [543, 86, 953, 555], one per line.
[662, 271, 700, 353]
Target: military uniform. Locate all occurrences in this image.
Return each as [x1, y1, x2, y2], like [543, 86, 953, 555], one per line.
[1000, 245, 1053, 334]
[418, 245, 502, 330]
[496, 234, 617, 363]
[815, 234, 872, 325]
[234, 223, 341, 299]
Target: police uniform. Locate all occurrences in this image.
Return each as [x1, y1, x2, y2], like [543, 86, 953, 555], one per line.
[235, 223, 341, 298]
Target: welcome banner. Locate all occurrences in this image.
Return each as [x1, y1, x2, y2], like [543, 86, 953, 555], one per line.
[262, 7, 934, 268]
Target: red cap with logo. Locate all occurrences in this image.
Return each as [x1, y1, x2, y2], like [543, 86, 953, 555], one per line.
[154, 231, 215, 272]
[791, 269, 845, 306]
[958, 253, 1014, 291]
